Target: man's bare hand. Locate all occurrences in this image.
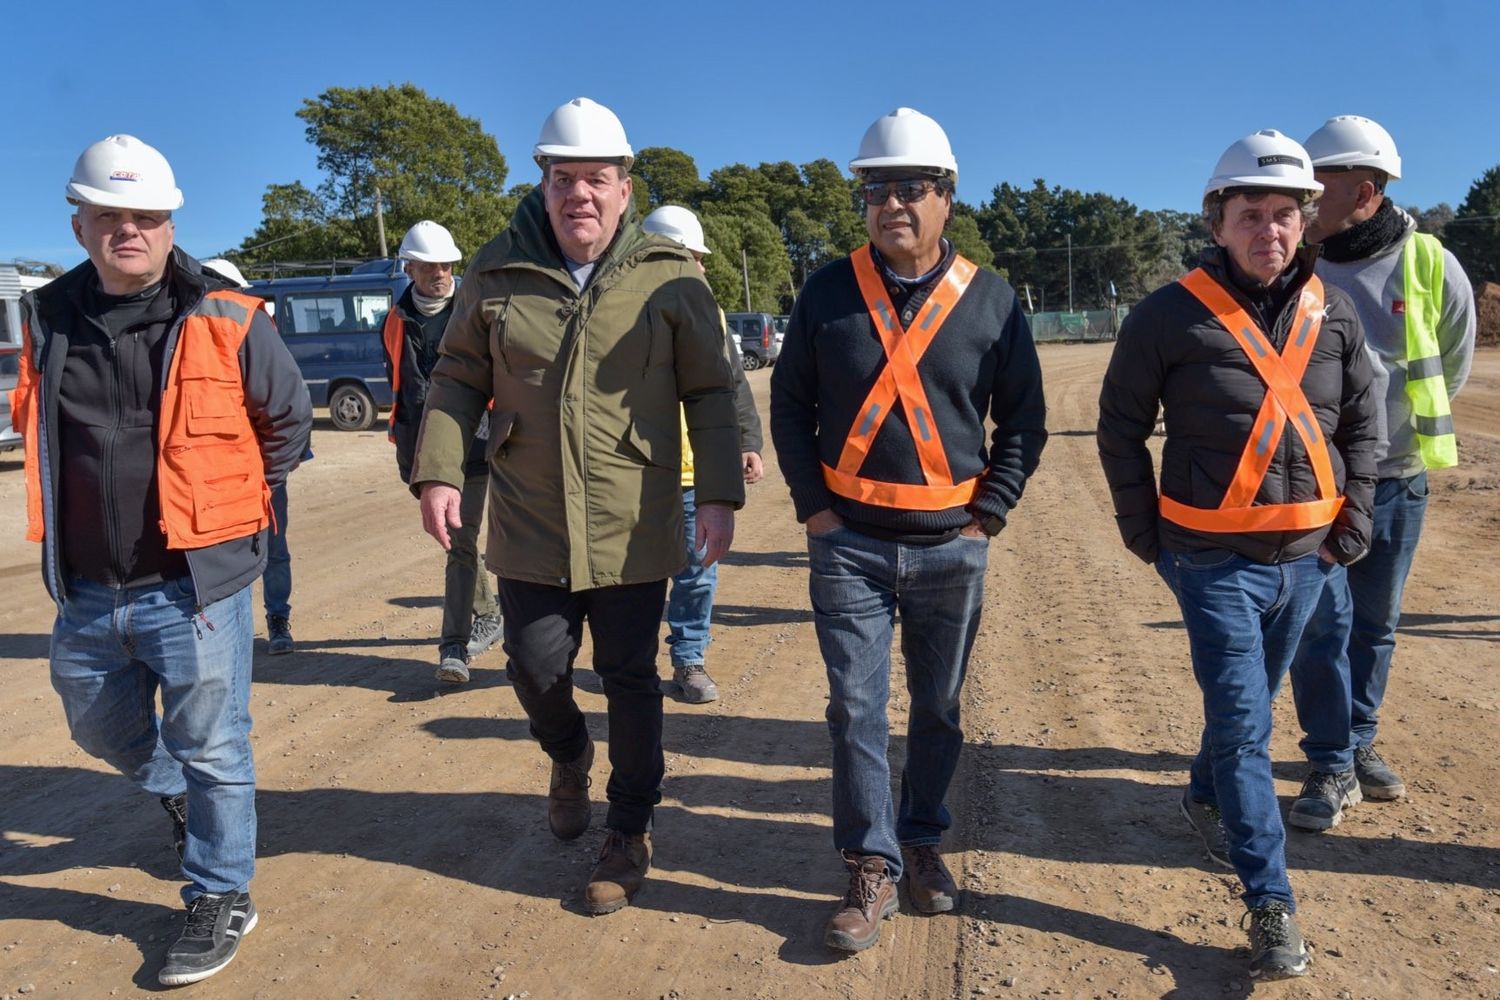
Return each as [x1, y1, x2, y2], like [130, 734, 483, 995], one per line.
[741, 451, 764, 485]
[419, 483, 463, 551]
[694, 502, 735, 568]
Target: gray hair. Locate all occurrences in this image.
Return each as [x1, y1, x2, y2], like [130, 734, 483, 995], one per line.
[1202, 187, 1317, 236]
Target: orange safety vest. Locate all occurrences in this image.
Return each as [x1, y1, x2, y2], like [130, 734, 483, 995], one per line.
[380, 307, 405, 441]
[16, 289, 271, 548]
[821, 245, 982, 510]
[1159, 269, 1345, 533]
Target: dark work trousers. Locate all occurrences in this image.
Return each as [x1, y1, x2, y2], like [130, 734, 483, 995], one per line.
[497, 577, 669, 835]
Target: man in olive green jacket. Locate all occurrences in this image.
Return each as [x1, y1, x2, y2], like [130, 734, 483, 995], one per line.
[411, 97, 744, 916]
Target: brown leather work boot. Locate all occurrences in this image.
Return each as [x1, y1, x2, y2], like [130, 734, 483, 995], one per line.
[823, 852, 898, 952]
[584, 829, 652, 915]
[548, 740, 594, 841]
[901, 844, 959, 913]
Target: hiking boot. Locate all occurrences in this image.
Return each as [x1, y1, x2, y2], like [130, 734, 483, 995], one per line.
[1243, 901, 1308, 980]
[548, 740, 594, 841]
[467, 612, 504, 658]
[434, 642, 471, 684]
[161, 794, 187, 860]
[901, 844, 958, 913]
[158, 891, 258, 987]
[1179, 790, 1232, 869]
[584, 829, 652, 915]
[672, 663, 719, 704]
[1355, 744, 1406, 800]
[1288, 769, 1362, 831]
[824, 853, 898, 952]
[266, 615, 293, 656]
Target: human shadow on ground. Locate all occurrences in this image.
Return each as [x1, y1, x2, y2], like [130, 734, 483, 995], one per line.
[709, 604, 814, 627]
[0, 632, 51, 661]
[385, 595, 444, 609]
[718, 550, 809, 570]
[0, 880, 183, 992]
[252, 648, 509, 702]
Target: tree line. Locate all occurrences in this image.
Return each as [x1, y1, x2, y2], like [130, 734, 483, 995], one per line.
[231, 85, 1500, 312]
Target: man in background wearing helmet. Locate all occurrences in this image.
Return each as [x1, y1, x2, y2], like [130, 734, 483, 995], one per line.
[203, 257, 308, 658]
[1097, 130, 1378, 980]
[1289, 116, 1476, 805]
[381, 220, 502, 684]
[13, 135, 312, 986]
[771, 108, 1046, 952]
[410, 99, 743, 914]
[640, 204, 763, 704]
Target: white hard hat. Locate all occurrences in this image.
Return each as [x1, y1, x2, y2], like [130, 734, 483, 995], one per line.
[1204, 130, 1323, 197]
[201, 258, 250, 288]
[1304, 115, 1402, 180]
[533, 97, 634, 170]
[398, 220, 462, 263]
[849, 108, 958, 182]
[641, 205, 710, 255]
[66, 134, 184, 211]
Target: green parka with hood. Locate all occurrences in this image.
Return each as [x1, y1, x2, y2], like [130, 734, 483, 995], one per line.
[410, 189, 744, 590]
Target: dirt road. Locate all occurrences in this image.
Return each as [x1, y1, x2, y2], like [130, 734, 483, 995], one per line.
[2, 344, 1496, 999]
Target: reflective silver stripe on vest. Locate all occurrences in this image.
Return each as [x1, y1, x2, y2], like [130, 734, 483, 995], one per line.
[1406, 355, 1445, 381]
[1414, 413, 1455, 437]
[196, 295, 252, 325]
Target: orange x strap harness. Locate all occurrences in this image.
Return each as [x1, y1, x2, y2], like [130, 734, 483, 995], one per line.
[821, 246, 982, 510]
[1159, 268, 1344, 533]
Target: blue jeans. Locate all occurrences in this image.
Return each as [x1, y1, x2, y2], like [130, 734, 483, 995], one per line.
[49, 576, 257, 903]
[1291, 472, 1428, 753]
[1156, 548, 1331, 911]
[665, 488, 717, 667]
[264, 482, 291, 618]
[808, 526, 988, 881]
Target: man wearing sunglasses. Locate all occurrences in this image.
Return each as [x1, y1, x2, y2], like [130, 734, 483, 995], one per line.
[771, 108, 1046, 952]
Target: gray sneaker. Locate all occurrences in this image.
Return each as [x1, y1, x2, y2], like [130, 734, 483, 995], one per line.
[1288, 769, 1361, 831]
[1179, 790, 1232, 869]
[672, 663, 719, 704]
[1244, 901, 1308, 980]
[467, 613, 503, 657]
[435, 642, 471, 684]
[1354, 744, 1406, 800]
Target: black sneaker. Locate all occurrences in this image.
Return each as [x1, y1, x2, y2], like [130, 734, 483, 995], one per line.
[161, 794, 187, 859]
[266, 615, 294, 656]
[1178, 790, 1232, 869]
[158, 891, 258, 986]
[467, 612, 503, 657]
[1288, 769, 1362, 831]
[1355, 744, 1406, 800]
[435, 642, 470, 684]
[1243, 901, 1308, 980]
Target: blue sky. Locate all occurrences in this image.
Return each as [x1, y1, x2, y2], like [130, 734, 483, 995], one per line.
[7, 0, 1498, 267]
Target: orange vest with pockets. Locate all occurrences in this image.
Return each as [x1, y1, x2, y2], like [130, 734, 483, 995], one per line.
[1159, 269, 1345, 534]
[17, 289, 271, 548]
[821, 246, 982, 511]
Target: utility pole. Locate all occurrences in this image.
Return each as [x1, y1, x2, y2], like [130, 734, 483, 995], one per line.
[741, 247, 752, 311]
[374, 184, 388, 259]
[1062, 232, 1074, 314]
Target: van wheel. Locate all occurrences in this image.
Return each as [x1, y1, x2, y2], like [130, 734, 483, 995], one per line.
[741, 353, 762, 372]
[329, 384, 376, 432]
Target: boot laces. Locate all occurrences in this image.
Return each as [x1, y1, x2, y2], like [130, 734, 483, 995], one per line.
[909, 845, 945, 877]
[842, 857, 884, 908]
[1243, 902, 1292, 947]
[1301, 770, 1342, 800]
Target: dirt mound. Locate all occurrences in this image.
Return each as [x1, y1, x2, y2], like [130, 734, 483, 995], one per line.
[1478, 281, 1500, 348]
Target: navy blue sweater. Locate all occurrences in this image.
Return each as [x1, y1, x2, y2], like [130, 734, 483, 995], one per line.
[770, 249, 1047, 536]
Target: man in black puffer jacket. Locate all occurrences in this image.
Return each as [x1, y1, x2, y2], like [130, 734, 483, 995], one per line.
[1097, 129, 1378, 983]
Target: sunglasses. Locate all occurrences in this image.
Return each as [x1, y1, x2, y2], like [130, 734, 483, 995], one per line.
[860, 179, 945, 207]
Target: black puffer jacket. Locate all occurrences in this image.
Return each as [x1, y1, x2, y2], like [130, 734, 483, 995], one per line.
[1097, 247, 1379, 565]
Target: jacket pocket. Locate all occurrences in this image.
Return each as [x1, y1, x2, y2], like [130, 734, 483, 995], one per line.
[623, 415, 679, 471]
[486, 411, 517, 461]
[192, 472, 267, 534]
[183, 378, 248, 438]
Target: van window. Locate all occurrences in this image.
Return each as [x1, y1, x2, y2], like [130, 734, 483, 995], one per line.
[284, 290, 391, 335]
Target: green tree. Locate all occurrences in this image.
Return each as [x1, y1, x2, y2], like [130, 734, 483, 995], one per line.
[629, 146, 705, 216]
[1445, 166, 1500, 284]
[948, 205, 998, 274]
[700, 211, 794, 313]
[235, 182, 366, 271]
[239, 84, 512, 266]
[1407, 202, 1455, 236]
